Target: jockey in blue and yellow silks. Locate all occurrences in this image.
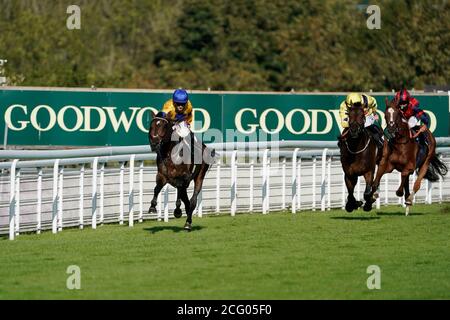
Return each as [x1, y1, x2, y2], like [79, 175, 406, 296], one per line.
[160, 89, 193, 138]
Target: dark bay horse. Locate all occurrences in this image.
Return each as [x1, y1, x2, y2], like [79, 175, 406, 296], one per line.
[338, 106, 380, 212]
[371, 99, 447, 215]
[148, 112, 214, 230]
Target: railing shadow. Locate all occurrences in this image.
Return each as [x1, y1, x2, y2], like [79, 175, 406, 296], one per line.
[143, 225, 205, 234]
[330, 216, 380, 221]
[376, 211, 424, 216]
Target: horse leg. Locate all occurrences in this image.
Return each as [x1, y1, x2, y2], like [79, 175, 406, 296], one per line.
[148, 174, 166, 214]
[408, 158, 432, 204]
[371, 158, 394, 200]
[178, 187, 190, 221]
[396, 171, 410, 198]
[185, 163, 210, 230]
[403, 174, 412, 216]
[363, 170, 375, 212]
[173, 188, 183, 218]
[344, 174, 361, 212]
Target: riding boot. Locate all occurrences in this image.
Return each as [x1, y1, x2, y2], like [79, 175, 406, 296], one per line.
[367, 125, 384, 150]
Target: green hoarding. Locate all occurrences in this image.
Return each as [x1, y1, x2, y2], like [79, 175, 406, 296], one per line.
[0, 88, 448, 147]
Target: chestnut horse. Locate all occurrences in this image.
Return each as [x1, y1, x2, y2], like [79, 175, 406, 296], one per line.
[148, 112, 215, 230]
[371, 99, 447, 215]
[338, 106, 380, 212]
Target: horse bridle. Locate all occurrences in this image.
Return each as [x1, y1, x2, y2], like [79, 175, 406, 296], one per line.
[387, 111, 410, 144]
[345, 128, 371, 154]
[150, 117, 172, 161]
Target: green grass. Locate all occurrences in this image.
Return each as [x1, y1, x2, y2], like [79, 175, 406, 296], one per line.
[1, 203, 450, 300]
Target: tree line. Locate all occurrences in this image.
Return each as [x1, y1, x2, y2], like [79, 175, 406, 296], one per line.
[0, 0, 449, 92]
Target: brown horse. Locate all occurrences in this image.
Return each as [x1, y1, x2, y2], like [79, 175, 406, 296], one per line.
[148, 112, 214, 230]
[371, 99, 447, 214]
[338, 106, 380, 212]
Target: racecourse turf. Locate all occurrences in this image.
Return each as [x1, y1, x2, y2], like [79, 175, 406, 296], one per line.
[0, 203, 449, 299]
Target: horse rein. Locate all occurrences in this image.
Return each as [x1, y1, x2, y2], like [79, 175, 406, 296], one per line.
[345, 129, 371, 154]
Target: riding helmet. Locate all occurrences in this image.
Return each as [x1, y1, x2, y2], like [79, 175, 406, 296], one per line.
[173, 89, 189, 105]
[396, 89, 411, 106]
[345, 93, 363, 107]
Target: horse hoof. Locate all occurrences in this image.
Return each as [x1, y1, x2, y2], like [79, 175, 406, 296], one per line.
[363, 202, 372, 212]
[148, 206, 157, 214]
[345, 203, 354, 213]
[184, 223, 192, 231]
[405, 199, 413, 206]
[174, 208, 182, 219]
[396, 190, 404, 197]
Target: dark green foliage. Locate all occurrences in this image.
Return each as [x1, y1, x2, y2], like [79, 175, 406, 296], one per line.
[0, 0, 449, 91]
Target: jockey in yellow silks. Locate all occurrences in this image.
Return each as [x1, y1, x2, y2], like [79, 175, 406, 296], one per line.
[160, 89, 193, 139]
[339, 93, 384, 150]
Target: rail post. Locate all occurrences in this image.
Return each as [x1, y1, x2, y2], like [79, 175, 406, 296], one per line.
[99, 162, 105, 225]
[52, 159, 60, 234]
[231, 151, 237, 216]
[91, 157, 98, 229]
[282, 157, 286, 210]
[439, 155, 443, 204]
[215, 158, 221, 213]
[164, 185, 169, 222]
[119, 161, 124, 225]
[249, 159, 254, 212]
[327, 155, 331, 210]
[291, 148, 299, 213]
[262, 149, 269, 214]
[37, 167, 42, 234]
[15, 168, 20, 236]
[9, 159, 18, 240]
[58, 166, 64, 232]
[79, 164, 85, 229]
[312, 156, 317, 211]
[139, 161, 144, 222]
[321, 149, 328, 211]
[128, 155, 135, 227]
[297, 157, 302, 210]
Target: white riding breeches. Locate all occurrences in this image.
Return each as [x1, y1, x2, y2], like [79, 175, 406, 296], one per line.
[408, 116, 420, 128]
[174, 121, 191, 138]
[364, 114, 375, 127]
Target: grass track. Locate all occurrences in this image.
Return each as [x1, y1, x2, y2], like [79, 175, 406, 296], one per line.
[0, 203, 449, 299]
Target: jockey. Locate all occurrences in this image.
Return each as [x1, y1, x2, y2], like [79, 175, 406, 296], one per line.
[159, 88, 214, 164]
[394, 88, 430, 140]
[160, 88, 193, 139]
[339, 92, 384, 150]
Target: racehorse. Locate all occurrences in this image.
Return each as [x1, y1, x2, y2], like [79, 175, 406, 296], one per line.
[338, 105, 380, 212]
[148, 112, 214, 231]
[371, 98, 448, 215]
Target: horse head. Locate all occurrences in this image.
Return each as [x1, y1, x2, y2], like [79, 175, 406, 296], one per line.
[347, 105, 365, 138]
[384, 98, 407, 139]
[148, 112, 173, 152]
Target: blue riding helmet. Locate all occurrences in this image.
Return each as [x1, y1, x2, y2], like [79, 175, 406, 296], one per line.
[173, 89, 189, 105]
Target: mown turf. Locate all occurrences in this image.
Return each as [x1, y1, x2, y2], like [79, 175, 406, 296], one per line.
[0, 203, 449, 300]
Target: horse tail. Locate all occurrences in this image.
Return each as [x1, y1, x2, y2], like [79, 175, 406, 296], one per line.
[424, 154, 448, 182]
